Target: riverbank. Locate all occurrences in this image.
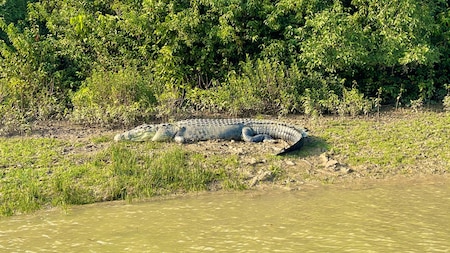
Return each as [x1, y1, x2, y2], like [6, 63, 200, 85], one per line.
[1, 109, 449, 216]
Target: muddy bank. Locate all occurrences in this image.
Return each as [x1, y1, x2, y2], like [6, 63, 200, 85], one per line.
[25, 111, 449, 190]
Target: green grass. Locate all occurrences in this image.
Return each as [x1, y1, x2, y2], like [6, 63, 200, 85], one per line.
[316, 111, 450, 172]
[0, 139, 245, 216]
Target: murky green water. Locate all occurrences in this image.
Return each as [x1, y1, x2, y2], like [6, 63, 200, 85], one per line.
[1, 176, 449, 252]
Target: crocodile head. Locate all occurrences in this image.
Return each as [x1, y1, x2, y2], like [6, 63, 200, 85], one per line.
[114, 124, 159, 142]
[114, 124, 177, 142]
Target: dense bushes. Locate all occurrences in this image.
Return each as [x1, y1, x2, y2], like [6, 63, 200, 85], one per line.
[187, 58, 302, 115]
[71, 67, 157, 127]
[1, 0, 449, 130]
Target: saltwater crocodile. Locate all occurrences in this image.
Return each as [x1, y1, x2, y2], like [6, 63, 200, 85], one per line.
[114, 118, 308, 155]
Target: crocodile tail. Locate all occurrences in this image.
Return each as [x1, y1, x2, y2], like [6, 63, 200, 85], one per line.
[248, 122, 307, 155]
[276, 137, 305, 155]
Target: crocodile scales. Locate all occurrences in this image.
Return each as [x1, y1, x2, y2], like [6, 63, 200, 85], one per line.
[114, 118, 308, 155]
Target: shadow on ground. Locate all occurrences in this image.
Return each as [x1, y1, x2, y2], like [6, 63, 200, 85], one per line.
[283, 135, 329, 158]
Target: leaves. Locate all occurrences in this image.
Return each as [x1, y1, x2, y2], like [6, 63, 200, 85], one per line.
[0, 0, 449, 127]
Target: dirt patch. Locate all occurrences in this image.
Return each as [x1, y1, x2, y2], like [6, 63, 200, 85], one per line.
[180, 137, 355, 188]
[30, 120, 115, 141]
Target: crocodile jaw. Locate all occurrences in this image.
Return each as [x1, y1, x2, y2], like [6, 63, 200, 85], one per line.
[114, 124, 158, 142]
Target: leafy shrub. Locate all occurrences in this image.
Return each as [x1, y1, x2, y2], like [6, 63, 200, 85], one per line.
[153, 82, 185, 119]
[338, 86, 373, 116]
[0, 86, 66, 135]
[185, 83, 234, 114]
[0, 106, 30, 136]
[300, 72, 343, 117]
[0, 73, 67, 135]
[71, 68, 157, 127]
[409, 97, 424, 112]
[444, 96, 450, 112]
[443, 84, 450, 112]
[300, 77, 373, 117]
[186, 58, 302, 116]
[301, 88, 339, 117]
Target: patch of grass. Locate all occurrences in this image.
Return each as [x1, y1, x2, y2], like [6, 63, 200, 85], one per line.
[0, 137, 67, 169]
[189, 152, 247, 190]
[268, 164, 285, 181]
[1, 168, 47, 216]
[0, 137, 246, 216]
[91, 135, 112, 144]
[316, 111, 450, 173]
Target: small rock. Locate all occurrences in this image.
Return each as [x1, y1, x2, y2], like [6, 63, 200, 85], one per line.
[325, 159, 339, 169]
[320, 153, 329, 164]
[248, 158, 258, 165]
[285, 160, 296, 166]
[248, 159, 266, 165]
[249, 170, 273, 187]
[339, 166, 353, 174]
[62, 147, 70, 154]
[234, 147, 244, 154]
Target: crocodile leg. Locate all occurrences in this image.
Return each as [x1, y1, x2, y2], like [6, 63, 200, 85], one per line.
[174, 127, 187, 143]
[241, 127, 274, 142]
[151, 125, 178, 142]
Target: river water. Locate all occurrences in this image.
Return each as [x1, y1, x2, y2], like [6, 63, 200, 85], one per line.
[1, 176, 449, 252]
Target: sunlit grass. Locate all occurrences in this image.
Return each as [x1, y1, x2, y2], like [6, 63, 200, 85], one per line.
[0, 138, 245, 216]
[316, 111, 450, 171]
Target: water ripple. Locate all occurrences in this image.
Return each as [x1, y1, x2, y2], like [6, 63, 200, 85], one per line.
[1, 176, 449, 252]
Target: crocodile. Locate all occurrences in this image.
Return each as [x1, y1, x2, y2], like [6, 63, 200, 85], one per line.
[114, 118, 308, 155]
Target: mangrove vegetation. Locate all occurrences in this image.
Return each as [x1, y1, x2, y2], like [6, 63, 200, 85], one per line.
[0, 0, 450, 132]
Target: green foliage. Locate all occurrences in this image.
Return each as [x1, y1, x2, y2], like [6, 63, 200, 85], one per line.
[0, 3, 73, 133]
[300, 73, 342, 117]
[71, 67, 156, 127]
[186, 57, 302, 115]
[301, 80, 373, 117]
[444, 95, 450, 112]
[337, 85, 373, 116]
[0, 0, 450, 127]
[299, 1, 369, 74]
[444, 85, 450, 112]
[0, 0, 35, 42]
